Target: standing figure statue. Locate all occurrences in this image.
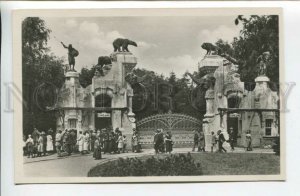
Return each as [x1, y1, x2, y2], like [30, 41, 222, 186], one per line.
[61, 42, 79, 71]
[256, 51, 271, 76]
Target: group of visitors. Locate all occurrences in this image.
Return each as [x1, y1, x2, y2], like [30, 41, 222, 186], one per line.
[192, 127, 253, 153]
[192, 129, 206, 152]
[24, 128, 55, 158]
[153, 129, 173, 154]
[24, 126, 141, 160]
[24, 126, 254, 158]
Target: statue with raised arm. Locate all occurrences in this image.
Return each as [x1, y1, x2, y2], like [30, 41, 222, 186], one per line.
[256, 51, 271, 76]
[61, 42, 79, 71]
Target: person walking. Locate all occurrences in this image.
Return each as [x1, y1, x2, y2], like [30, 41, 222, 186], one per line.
[211, 131, 217, 153]
[103, 131, 109, 154]
[192, 130, 199, 152]
[122, 135, 128, 153]
[65, 130, 73, 156]
[113, 131, 119, 153]
[217, 130, 227, 153]
[93, 137, 102, 160]
[228, 127, 235, 151]
[55, 130, 62, 157]
[132, 132, 139, 153]
[246, 130, 252, 151]
[108, 132, 114, 154]
[198, 130, 205, 152]
[90, 130, 97, 152]
[42, 132, 47, 156]
[46, 131, 54, 154]
[158, 129, 165, 153]
[165, 131, 173, 154]
[32, 128, 41, 145]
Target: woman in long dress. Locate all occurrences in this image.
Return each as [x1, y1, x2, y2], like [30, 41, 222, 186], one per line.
[77, 131, 84, 154]
[165, 131, 173, 154]
[246, 130, 252, 151]
[46, 133, 54, 154]
[198, 130, 205, 152]
[83, 131, 89, 154]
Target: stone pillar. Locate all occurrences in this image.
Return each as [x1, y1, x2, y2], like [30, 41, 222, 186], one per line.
[204, 89, 215, 118]
[204, 88, 215, 150]
[112, 110, 122, 130]
[64, 71, 80, 131]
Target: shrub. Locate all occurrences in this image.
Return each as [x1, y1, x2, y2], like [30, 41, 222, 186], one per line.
[88, 153, 203, 177]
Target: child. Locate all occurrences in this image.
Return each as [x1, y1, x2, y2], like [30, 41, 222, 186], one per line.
[117, 133, 124, 154]
[211, 131, 217, 153]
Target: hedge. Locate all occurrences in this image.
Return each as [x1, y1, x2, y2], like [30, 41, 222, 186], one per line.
[88, 153, 203, 177]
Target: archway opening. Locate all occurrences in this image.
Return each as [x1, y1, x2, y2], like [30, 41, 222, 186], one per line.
[95, 94, 112, 130]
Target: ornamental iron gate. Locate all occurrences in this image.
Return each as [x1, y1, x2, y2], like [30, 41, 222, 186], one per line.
[136, 112, 202, 148]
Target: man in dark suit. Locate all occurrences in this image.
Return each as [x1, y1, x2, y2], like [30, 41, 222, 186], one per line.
[154, 129, 160, 154]
[217, 130, 227, 153]
[228, 127, 235, 151]
[192, 130, 199, 152]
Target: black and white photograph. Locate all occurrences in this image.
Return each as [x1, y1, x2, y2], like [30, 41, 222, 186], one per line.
[13, 8, 284, 183]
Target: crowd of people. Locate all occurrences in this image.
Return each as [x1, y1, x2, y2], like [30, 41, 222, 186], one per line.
[23, 126, 254, 159]
[24, 127, 142, 160]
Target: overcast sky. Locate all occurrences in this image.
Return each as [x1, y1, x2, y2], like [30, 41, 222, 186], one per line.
[43, 16, 242, 77]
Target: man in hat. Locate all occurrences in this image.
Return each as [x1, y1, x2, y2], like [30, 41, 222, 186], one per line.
[192, 130, 199, 152]
[228, 127, 235, 151]
[153, 129, 160, 154]
[217, 130, 227, 153]
[65, 130, 73, 156]
[90, 130, 97, 152]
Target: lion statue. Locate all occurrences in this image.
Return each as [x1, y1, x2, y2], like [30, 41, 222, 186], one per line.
[113, 38, 138, 52]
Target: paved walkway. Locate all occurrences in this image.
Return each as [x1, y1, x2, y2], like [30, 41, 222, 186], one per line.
[23, 147, 274, 177]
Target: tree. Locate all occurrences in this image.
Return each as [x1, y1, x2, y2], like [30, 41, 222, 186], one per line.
[79, 66, 95, 88]
[22, 17, 65, 136]
[232, 15, 279, 90]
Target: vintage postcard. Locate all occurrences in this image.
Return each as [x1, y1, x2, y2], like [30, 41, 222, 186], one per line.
[13, 8, 284, 184]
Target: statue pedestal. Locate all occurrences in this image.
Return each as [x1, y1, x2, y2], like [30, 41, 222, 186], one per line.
[255, 75, 270, 83]
[254, 75, 270, 95]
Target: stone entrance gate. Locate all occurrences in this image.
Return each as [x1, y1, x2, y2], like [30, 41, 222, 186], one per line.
[136, 112, 202, 148]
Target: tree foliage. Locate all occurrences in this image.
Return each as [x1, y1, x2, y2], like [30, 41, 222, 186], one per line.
[213, 15, 279, 91]
[22, 17, 65, 136]
[233, 15, 279, 89]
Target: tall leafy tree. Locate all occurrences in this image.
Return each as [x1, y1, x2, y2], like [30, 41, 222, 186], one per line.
[232, 15, 279, 90]
[22, 17, 65, 136]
